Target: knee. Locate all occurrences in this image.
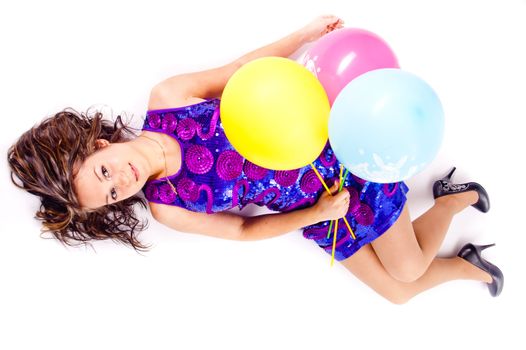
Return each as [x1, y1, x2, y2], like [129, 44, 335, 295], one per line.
[386, 295, 410, 305]
[378, 289, 411, 305]
[385, 260, 425, 283]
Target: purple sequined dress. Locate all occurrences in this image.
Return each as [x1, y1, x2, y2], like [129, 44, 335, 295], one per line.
[142, 99, 409, 261]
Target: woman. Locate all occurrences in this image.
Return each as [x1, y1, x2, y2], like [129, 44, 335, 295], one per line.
[7, 15, 502, 303]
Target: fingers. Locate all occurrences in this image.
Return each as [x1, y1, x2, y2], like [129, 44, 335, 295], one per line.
[330, 189, 350, 219]
[330, 181, 350, 203]
[330, 180, 340, 195]
[315, 183, 350, 220]
[324, 180, 349, 199]
[304, 15, 344, 43]
[322, 15, 344, 27]
[338, 190, 350, 217]
[324, 17, 344, 34]
[333, 19, 344, 29]
[335, 188, 350, 203]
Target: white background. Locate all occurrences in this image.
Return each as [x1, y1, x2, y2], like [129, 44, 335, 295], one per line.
[1, 0, 525, 349]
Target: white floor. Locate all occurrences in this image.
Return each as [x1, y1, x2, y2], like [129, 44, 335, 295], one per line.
[1, 1, 525, 349]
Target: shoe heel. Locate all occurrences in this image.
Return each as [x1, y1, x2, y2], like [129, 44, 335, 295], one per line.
[441, 166, 457, 182]
[473, 243, 496, 254]
[458, 243, 495, 259]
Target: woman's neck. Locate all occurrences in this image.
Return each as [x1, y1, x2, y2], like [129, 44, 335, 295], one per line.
[134, 131, 182, 181]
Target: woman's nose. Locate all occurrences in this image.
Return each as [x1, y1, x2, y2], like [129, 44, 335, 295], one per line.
[116, 169, 131, 187]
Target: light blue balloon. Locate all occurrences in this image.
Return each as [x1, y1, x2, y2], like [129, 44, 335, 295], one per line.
[329, 68, 444, 183]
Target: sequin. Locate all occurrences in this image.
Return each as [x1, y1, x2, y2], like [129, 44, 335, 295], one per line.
[148, 114, 161, 129]
[382, 182, 399, 197]
[353, 203, 374, 226]
[299, 170, 321, 194]
[185, 145, 213, 174]
[216, 150, 243, 180]
[161, 113, 177, 133]
[275, 170, 299, 187]
[196, 106, 219, 140]
[243, 160, 268, 180]
[145, 183, 159, 200]
[177, 118, 197, 141]
[177, 178, 199, 202]
[319, 145, 337, 167]
[159, 183, 177, 203]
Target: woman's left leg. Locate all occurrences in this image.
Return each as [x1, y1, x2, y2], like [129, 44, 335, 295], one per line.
[369, 205, 428, 282]
[370, 191, 482, 282]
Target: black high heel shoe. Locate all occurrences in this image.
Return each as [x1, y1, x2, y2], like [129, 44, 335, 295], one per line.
[457, 243, 504, 297]
[433, 167, 490, 213]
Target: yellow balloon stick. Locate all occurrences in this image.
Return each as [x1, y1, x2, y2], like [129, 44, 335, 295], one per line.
[310, 163, 332, 194]
[326, 220, 334, 239]
[331, 219, 339, 267]
[344, 217, 356, 240]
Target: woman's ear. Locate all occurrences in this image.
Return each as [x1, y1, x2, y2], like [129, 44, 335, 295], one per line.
[94, 139, 110, 150]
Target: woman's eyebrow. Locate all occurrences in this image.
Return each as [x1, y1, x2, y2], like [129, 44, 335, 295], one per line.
[93, 167, 103, 182]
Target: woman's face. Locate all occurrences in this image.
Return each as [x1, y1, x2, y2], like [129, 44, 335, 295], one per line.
[73, 139, 149, 209]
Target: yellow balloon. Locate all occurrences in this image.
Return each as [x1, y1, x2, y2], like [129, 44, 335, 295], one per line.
[220, 57, 330, 170]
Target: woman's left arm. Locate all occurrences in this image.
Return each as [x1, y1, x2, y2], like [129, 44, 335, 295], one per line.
[148, 15, 343, 109]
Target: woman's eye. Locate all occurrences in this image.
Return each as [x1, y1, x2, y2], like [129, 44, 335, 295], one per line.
[111, 188, 117, 201]
[102, 166, 110, 178]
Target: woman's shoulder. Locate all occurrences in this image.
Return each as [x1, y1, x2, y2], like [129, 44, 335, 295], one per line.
[147, 88, 207, 111]
[149, 201, 193, 221]
[148, 201, 215, 235]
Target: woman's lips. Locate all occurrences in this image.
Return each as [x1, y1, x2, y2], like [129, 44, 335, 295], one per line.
[130, 163, 139, 182]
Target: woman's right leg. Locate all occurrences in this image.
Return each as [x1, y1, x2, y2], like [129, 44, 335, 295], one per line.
[339, 244, 492, 304]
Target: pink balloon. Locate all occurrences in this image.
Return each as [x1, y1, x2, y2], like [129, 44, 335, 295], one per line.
[301, 28, 399, 105]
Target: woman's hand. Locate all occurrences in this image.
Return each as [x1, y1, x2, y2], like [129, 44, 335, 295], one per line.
[300, 15, 344, 43]
[311, 180, 350, 222]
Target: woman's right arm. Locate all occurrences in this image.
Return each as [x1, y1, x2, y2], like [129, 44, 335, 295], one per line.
[150, 181, 349, 241]
[147, 15, 344, 110]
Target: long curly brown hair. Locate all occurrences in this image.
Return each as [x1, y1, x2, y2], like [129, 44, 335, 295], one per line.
[7, 108, 150, 251]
